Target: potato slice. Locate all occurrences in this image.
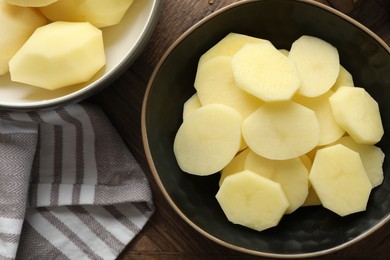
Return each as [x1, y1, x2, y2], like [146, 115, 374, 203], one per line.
[232, 43, 301, 102]
[0, 0, 46, 75]
[289, 35, 339, 97]
[219, 148, 250, 186]
[216, 170, 289, 232]
[332, 136, 385, 188]
[39, 0, 134, 28]
[331, 65, 354, 91]
[329, 87, 384, 144]
[174, 104, 242, 176]
[245, 151, 309, 214]
[303, 186, 322, 207]
[9, 21, 105, 90]
[294, 90, 345, 146]
[199, 32, 269, 65]
[182, 93, 202, 120]
[309, 144, 372, 216]
[242, 101, 320, 160]
[6, 0, 57, 7]
[194, 56, 263, 118]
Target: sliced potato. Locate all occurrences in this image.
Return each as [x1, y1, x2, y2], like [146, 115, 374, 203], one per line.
[174, 104, 242, 176]
[331, 65, 354, 91]
[332, 136, 385, 188]
[199, 32, 269, 65]
[294, 90, 345, 146]
[216, 170, 289, 232]
[242, 101, 320, 160]
[303, 186, 322, 207]
[219, 148, 250, 186]
[194, 56, 263, 118]
[245, 151, 309, 214]
[309, 144, 372, 216]
[232, 43, 300, 102]
[289, 35, 339, 97]
[183, 93, 202, 120]
[6, 0, 57, 7]
[9, 21, 105, 90]
[329, 86, 384, 144]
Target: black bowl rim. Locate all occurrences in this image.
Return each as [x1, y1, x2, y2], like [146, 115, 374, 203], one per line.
[142, 0, 390, 258]
[0, 0, 161, 112]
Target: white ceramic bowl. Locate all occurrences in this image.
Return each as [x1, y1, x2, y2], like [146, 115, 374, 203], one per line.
[0, 0, 160, 110]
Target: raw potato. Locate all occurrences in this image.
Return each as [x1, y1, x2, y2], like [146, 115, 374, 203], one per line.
[216, 170, 289, 232]
[294, 90, 345, 146]
[39, 0, 134, 28]
[232, 43, 301, 102]
[6, 0, 57, 7]
[219, 148, 250, 186]
[0, 0, 46, 75]
[9, 21, 105, 90]
[303, 186, 322, 207]
[199, 32, 270, 65]
[309, 144, 372, 216]
[174, 104, 242, 176]
[331, 65, 354, 91]
[194, 56, 263, 118]
[329, 87, 384, 144]
[289, 35, 340, 97]
[331, 136, 385, 187]
[245, 151, 309, 214]
[182, 93, 202, 120]
[242, 101, 320, 160]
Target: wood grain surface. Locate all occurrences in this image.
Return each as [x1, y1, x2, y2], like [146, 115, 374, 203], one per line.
[89, 1, 390, 259]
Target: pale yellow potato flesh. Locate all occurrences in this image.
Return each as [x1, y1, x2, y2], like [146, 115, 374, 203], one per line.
[309, 144, 372, 216]
[219, 148, 250, 186]
[331, 136, 385, 188]
[331, 65, 354, 91]
[194, 56, 263, 118]
[9, 21, 105, 90]
[289, 35, 340, 97]
[303, 186, 322, 207]
[182, 93, 202, 120]
[245, 151, 309, 214]
[198, 32, 270, 65]
[232, 43, 300, 102]
[242, 101, 320, 160]
[174, 104, 242, 176]
[294, 90, 345, 146]
[216, 170, 289, 232]
[329, 87, 384, 144]
[39, 0, 134, 28]
[6, 0, 57, 7]
[0, 0, 46, 75]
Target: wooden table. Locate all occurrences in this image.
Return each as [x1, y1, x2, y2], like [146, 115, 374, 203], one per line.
[90, 0, 390, 259]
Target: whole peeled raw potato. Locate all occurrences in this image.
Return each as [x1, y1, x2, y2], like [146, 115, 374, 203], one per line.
[39, 0, 134, 28]
[0, 0, 46, 75]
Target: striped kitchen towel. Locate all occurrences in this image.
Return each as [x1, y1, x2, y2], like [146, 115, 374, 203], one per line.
[0, 103, 154, 260]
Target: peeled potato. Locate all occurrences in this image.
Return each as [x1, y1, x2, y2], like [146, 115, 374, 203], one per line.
[232, 43, 301, 102]
[303, 186, 322, 207]
[329, 86, 384, 144]
[219, 148, 250, 186]
[289, 35, 340, 97]
[245, 151, 309, 214]
[294, 90, 345, 146]
[242, 101, 320, 160]
[174, 104, 242, 176]
[331, 136, 385, 188]
[39, 0, 134, 28]
[9, 21, 105, 90]
[309, 144, 372, 216]
[199, 32, 270, 65]
[0, 0, 46, 75]
[331, 65, 354, 91]
[216, 170, 289, 232]
[194, 56, 263, 118]
[182, 93, 202, 120]
[6, 0, 57, 7]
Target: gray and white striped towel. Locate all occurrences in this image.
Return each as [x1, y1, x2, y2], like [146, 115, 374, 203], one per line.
[0, 103, 154, 260]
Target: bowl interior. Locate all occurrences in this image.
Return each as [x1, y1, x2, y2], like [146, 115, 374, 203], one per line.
[0, 0, 159, 110]
[144, 0, 390, 257]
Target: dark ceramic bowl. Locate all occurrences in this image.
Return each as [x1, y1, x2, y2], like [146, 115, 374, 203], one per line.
[0, 0, 160, 111]
[142, 0, 390, 257]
